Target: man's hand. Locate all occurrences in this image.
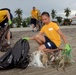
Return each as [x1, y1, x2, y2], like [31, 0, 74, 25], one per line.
[8, 20, 12, 25]
[22, 37, 29, 40]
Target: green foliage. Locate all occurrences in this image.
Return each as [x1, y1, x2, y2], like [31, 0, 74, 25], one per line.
[56, 16, 62, 23]
[64, 7, 71, 18]
[15, 8, 22, 17]
[13, 17, 22, 27]
[22, 19, 27, 27]
[51, 9, 56, 20]
[14, 8, 23, 27]
[13, 8, 31, 28]
[25, 17, 31, 26]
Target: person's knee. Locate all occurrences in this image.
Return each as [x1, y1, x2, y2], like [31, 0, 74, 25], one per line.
[7, 30, 10, 34]
[38, 45, 46, 50]
[6, 30, 10, 37]
[38, 46, 43, 50]
[34, 34, 40, 40]
[35, 34, 45, 42]
[32, 24, 35, 28]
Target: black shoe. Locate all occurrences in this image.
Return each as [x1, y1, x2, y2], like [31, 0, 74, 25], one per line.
[1, 44, 11, 52]
[32, 30, 34, 32]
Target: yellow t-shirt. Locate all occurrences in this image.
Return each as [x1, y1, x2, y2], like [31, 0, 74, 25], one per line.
[40, 22, 61, 47]
[31, 9, 39, 19]
[0, 10, 7, 23]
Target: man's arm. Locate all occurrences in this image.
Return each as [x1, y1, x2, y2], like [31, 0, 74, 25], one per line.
[6, 10, 11, 21]
[32, 14, 38, 20]
[23, 26, 44, 40]
[6, 10, 12, 25]
[29, 32, 44, 40]
[57, 29, 68, 44]
[57, 29, 72, 54]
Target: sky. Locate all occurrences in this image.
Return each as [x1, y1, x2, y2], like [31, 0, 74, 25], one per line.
[0, 0, 76, 18]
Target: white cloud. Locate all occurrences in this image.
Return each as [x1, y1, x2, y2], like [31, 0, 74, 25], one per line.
[71, 10, 76, 15]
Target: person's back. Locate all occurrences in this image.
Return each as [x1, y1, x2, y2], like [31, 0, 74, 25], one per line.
[0, 8, 13, 26]
[0, 10, 8, 23]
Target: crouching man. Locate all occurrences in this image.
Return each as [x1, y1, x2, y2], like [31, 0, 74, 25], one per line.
[23, 12, 71, 53]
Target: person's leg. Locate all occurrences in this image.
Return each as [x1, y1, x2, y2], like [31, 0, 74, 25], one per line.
[38, 44, 46, 50]
[36, 20, 39, 31]
[6, 29, 10, 45]
[31, 18, 37, 32]
[37, 44, 55, 55]
[36, 20, 42, 31]
[3, 19, 11, 45]
[32, 24, 35, 32]
[36, 24, 39, 31]
[38, 36, 58, 53]
[43, 48, 59, 53]
[33, 19, 37, 31]
[34, 34, 45, 45]
[30, 18, 35, 32]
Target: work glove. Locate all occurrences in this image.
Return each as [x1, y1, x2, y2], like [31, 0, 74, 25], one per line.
[62, 44, 72, 56]
[22, 37, 29, 40]
[65, 44, 72, 52]
[8, 20, 12, 25]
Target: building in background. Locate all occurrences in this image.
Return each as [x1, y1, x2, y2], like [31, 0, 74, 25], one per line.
[71, 16, 76, 25]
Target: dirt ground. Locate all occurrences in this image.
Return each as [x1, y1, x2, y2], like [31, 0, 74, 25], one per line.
[0, 28, 76, 75]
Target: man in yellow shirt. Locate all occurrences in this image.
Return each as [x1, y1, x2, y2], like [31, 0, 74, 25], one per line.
[23, 12, 71, 53]
[30, 7, 39, 32]
[0, 8, 12, 45]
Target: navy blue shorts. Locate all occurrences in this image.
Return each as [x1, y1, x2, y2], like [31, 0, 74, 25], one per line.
[0, 18, 8, 28]
[44, 36, 57, 49]
[30, 18, 37, 27]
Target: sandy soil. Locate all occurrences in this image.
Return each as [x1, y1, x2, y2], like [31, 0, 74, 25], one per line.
[0, 28, 76, 75]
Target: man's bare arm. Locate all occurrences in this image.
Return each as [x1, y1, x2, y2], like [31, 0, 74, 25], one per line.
[57, 29, 68, 44]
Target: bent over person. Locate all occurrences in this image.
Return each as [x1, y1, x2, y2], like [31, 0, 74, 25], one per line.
[23, 12, 71, 53]
[0, 8, 12, 45]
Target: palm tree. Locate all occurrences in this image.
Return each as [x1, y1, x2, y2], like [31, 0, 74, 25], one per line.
[25, 17, 31, 25]
[51, 9, 56, 20]
[56, 16, 62, 23]
[64, 8, 71, 18]
[22, 19, 26, 27]
[14, 8, 23, 27]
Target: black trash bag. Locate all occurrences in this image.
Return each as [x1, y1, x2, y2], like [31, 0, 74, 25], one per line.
[0, 39, 30, 70]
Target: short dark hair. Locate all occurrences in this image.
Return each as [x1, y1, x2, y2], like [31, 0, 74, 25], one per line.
[41, 12, 50, 17]
[0, 8, 10, 13]
[33, 7, 35, 9]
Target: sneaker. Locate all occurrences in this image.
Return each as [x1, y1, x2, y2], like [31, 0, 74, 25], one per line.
[1, 46, 11, 52]
[1, 44, 11, 52]
[8, 42, 11, 45]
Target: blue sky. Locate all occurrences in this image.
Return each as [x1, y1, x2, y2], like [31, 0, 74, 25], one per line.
[0, 0, 76, 18]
